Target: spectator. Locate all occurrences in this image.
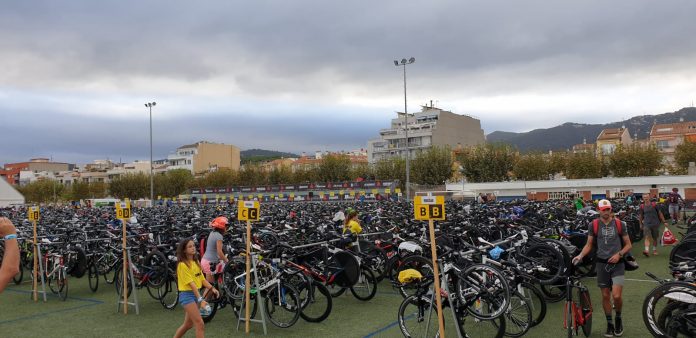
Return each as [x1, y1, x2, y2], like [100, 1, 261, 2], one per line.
[639, 195, 668, 257]
[0, 217, 20, 294]
[667, 188, 684, 225]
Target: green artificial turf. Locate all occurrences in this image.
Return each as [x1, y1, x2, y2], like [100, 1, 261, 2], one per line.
[0, 243, 674, 337]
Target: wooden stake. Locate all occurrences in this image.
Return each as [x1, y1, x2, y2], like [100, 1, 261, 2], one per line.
[32, 220, 38, 302]
[428, 219, 446, 338]
[122, 218, 128, 315]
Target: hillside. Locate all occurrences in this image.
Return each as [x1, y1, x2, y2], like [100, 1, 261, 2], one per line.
[487, 107, 696, 151]
[240, 149, 299, 164]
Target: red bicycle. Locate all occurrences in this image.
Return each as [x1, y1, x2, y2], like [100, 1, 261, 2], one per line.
[563, 263, 593, 337]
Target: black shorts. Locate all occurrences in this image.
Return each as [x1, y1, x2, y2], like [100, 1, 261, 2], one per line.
[643, 225, 659, 241]
[596, 262, 625, 289]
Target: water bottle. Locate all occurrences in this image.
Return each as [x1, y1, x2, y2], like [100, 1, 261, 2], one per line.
[199, 303, 212, 316]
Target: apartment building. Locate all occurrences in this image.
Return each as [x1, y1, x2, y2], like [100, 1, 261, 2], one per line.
[367, 104, 485, 164]
[649, 120, 696, 164]
[168, 141, 241, 175]
[596, 127, 632, 156]
[2, 158, 75, 185]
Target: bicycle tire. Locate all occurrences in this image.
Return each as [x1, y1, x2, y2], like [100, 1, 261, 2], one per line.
[656, 301, 692, 337]
[144, 250, 168, 289]
[201, 282, 221, 323]
[643, 281, 696, 337]
[58, 268, 68, 301]
[500, 289, 532, 337]
[523, 243, 564, 285]
[457, 263, 510, 321]
[460, 313, 506, 338]
[88, 261, 99, 292]
[264, 282, 301, 328]
[114, 264, 133, 298]
[396, 255, 434, 298]
[350, 266, 377, 301]
[518, 282, 547, 327]
[539, 282, 567, 303]
[299, 280, 333, 323]
[578, 288, 592, 337]
[327, 284, 347, 298]
[364, 247, 388, 282]
[158, 276, 178, 310]
[398, 294, 440, 338]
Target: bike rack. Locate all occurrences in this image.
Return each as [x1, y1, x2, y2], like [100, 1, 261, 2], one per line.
[32, 243, 48, 302]
[116, 248, 140, 315]
[236, 251, 268, 335]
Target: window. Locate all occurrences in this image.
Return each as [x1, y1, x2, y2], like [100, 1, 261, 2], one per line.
[601, 144, 616, 155]
[656, 140, 670, 149]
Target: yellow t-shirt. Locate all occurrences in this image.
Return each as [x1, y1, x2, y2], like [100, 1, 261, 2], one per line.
[343, 219, 363, 235]
[177, 260, 204, 292]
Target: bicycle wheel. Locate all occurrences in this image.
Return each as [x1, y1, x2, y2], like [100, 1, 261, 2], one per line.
[643, 281, 696, 337]
[578, 288, 592, 337]
[517, 282, 547, 327]
[539, 282, 567, 303]
[459, 314, 506, 338]
[350, 266, 377, 301]
[263, 282, 301, 328]
[457, 264, 510, 320]
[657, 301, 693, 337]
[298, 279, 333, 323]
[523, 243, 564, 285]
[144, 250, 168, 289]
[158, 276, 178, 310]
[398, 294, 440, 338]
[57, 268, 68, 301]
[364, 247, 388, 282]
[327, 284, 347, 298]
[201, 284, 220, 323]
[396, 255, 434, 298]
[499, 290, 531, 337]
[114, 264, 133, 298]
[87, 261, 99, 292]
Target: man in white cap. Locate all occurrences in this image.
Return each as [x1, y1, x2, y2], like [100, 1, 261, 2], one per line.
[573, 199, 632, 337]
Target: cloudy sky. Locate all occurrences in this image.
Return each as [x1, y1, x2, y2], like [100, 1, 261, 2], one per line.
[2, 0, 696, 164]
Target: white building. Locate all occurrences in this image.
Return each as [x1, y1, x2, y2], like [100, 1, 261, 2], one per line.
[367, 104, 485, 163]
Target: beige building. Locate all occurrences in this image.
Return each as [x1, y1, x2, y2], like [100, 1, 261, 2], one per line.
[367, 103, 486, 163]
[168, 141, 240, 175]
[649, 120, 696, 164]
[596, 127, 632, 156]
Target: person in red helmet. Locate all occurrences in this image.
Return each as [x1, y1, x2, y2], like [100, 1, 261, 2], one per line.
[201, 216, 229, 283]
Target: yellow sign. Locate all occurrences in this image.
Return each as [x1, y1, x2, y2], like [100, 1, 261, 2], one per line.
[237, 201, 260, 221]
[28, 206, 40, 221]
[157, 195, 161, 200]
[339, 190, 344, 195]
[257, 194, 263, 199]
[329, 192, 335, 197]
[349, 191, 355, 196]
[414, 196, 445, 221]
[279, 193, 284, 198]
[385, 188, 391, 194]
[372, 189, 378, 194]
[202, 194, 207, 200]
[395, 188, 401, 194]
[290, 193, 295, 198]
[116, 202, 132, 220]
[215, 194, 220, 200]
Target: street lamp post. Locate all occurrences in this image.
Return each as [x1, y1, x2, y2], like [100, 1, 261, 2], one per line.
[394, 57, 415, 199]
[145, 102, 156, 206]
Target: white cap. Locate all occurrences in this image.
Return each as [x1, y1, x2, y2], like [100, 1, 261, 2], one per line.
[598, 199, 612, 210]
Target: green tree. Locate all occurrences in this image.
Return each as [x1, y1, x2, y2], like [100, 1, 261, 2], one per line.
[17, 180, 65, 203]
[350, 163, 374, 181]
[675, 140, 696, 172]
[608, 144, 663, 177]
[374, 157, 406, 188]
[291, 167, 319, 184]
[513, 153, 549, 181]
[109, 173, 149, 199]
[166, 169, 194, 196]
[565, 152, 603, 179]
[411, 146, 454, 185]
[203, 168, 238, 187]
[238, 164, 266, 186]
[456, 143, 518, 182]
[317, 154, 351, 182]
[548, 151, 568, 177]
[268, 165, 293, 185]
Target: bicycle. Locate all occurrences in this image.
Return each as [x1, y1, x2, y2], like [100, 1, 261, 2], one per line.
[643, 266, 696, 337]
[563, 263, 592, 338]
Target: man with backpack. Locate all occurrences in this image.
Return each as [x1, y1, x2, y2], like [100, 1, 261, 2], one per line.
[667, 188, 684, 225]
[572, 199, 632, 337]
[639, 195, 668, 257]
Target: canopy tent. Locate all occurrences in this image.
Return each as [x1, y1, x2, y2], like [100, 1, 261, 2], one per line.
[0, 179, 24, 207]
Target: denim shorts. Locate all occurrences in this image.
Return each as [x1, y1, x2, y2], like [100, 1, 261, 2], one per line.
[179, 291, 197, 306]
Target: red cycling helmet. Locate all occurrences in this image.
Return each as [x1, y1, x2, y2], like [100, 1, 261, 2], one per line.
[210, 216, 229, 230]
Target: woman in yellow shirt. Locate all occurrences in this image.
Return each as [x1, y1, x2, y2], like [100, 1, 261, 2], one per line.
[174, 239, 218, 338]
[343, 209, 363, 235]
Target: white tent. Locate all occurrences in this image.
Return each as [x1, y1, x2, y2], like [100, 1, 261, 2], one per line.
[0, 179, 24, 207]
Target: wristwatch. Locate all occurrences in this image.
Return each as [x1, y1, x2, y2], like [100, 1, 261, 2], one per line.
[618, 252, 624, 258]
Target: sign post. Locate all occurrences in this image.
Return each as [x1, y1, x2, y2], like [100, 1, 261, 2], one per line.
[116, 201, 131, 314]
[28, 206, 40, 302]
[413, 196, 446, 338]
[238, 200, 260, 333]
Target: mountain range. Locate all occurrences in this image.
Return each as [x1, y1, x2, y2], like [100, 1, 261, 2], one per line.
[486, 107, 696, 152]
